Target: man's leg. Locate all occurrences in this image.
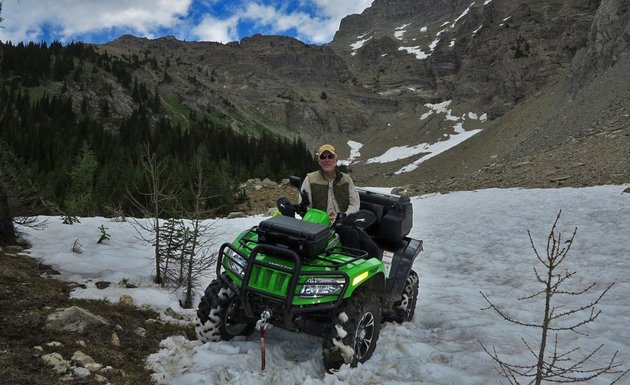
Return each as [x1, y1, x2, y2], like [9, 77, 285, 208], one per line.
[359, 230, 382, 259]
[336, 226, 361, 250]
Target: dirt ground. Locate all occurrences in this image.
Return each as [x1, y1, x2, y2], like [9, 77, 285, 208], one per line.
[0, 246, 194, 385]
[235, 183, 298, 214]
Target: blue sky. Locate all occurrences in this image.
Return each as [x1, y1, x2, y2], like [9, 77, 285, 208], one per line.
[0, 0, 372, 45]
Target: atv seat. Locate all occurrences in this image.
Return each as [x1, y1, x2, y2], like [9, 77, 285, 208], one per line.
[358, 189, 413, 246]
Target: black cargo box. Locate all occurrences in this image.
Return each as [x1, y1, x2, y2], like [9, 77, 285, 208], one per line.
[257, 215, 330, 259]
[358, 189, 413, 243]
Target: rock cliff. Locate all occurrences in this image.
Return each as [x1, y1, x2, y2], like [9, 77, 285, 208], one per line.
[96, 0, 629, 189]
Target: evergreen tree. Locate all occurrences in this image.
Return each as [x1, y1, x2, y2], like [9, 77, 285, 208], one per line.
[0, 4, 17, 245]
[65, 142, 98, 216]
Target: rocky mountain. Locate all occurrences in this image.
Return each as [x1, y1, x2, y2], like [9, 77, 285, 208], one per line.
[31, 0, 630, 190]
[326, 0, 630, 191]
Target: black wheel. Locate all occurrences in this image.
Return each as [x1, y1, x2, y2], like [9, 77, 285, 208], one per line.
[195, 273, 256, 342]
[322, 288, 381, 371]
[389, 270, 419, 323]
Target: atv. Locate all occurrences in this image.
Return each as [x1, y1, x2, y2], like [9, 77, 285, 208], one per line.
[195, 176, 423, 371]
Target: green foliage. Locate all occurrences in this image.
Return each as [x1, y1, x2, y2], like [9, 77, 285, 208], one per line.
[0, 40, 315, 217]
[157, 218, 193, 286]
[62, 214, 80, 225]
[0, 139, 45, 216]
[71, 238, 82, 253]
[65, 142, 98, 216]
[97, 224, 110, 244]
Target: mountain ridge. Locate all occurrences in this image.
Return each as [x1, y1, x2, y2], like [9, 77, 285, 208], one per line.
[3, 0, 629, 193]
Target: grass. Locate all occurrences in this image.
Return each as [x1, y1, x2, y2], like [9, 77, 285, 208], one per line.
[161, 95, 191, 133]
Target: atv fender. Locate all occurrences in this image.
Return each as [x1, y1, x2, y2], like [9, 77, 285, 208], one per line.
[346, 271, 386, 298]
[384, 237, 423, 304]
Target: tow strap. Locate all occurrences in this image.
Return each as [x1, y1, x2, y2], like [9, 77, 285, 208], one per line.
[256, 310, 271, 371]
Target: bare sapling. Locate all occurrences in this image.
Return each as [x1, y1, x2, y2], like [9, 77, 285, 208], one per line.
[479, 211, 628, 385]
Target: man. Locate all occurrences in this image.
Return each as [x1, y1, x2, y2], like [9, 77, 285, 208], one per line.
[300, 144, 381, 259]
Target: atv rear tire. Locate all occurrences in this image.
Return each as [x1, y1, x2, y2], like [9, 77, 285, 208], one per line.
[322, 288, 381, 371]
[389, 269, 419, 323]
[195, 274, 256, 342]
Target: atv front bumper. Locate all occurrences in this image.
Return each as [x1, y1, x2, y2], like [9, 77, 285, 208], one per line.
[216, 242, 356, 329]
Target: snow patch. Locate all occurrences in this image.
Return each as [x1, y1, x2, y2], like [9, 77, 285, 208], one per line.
[399, 45, 429, 60]
[394, 23, 411, 40]
[18, 185, 630, 385]
[339, 141, 363, 166]
[451, 2, 475, 28]
[366, 100, 488, 171]
[335, 324, 348, 339]
[401, 3, 475, 60]
[332, 337, 355, 363]
[394, 129, 482, 173]
[350, 36, 372, 55]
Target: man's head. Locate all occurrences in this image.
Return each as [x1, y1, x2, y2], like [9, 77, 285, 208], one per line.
[317, 143, 337, 175]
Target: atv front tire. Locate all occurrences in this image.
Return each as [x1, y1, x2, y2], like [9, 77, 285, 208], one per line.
[322, 288, 381, 371]
[389, 269, 419, 323]
[195, 273, 256, 342]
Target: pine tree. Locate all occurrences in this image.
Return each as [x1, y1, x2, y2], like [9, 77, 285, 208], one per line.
[128, 145, 178, 285]
[65, 142, 98, 216]
[0, 5, 17, 245]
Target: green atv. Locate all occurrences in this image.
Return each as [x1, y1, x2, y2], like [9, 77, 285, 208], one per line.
[195, 176, 423, 370]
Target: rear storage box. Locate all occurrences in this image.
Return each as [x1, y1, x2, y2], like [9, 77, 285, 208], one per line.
[358, 190, 413, 243]
[257, 215, 330, 259]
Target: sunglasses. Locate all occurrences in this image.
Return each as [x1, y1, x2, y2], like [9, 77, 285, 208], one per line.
[319, 153, 335, 160]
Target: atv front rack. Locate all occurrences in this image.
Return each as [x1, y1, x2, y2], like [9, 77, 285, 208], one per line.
[217, 241, 359, 329]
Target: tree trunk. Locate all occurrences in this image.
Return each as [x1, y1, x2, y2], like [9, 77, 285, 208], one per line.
[0, 183, 16, 245]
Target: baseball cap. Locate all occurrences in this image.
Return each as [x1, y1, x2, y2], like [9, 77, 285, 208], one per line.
[317, 144, 336, 156]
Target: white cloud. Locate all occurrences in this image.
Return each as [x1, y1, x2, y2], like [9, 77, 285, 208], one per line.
[0, 0, 373, 45]
[311, 0, 372, 20]
[0, 0, 192, 43]
[192, 15, 239, 43]
[231, 0, 373, 44]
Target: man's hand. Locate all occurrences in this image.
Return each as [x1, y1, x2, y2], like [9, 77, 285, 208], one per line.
[328, 211, 337, 223]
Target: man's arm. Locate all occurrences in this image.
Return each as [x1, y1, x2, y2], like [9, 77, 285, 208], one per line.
[299, 176, 312, 206]
[346, 178, 360, 214]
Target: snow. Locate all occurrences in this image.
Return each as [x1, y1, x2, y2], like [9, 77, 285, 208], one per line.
[398, 2, 475, 60]
[450, 2, 475, 28]
[362, 101, 486, 171]
[338, 140, 363, 166]
[19, 185, 630, 385]
[394, 23, 411, 40]
[398, 45, 429, 60]
[393, 128, 482, 174]
[350, 33, 372, 55]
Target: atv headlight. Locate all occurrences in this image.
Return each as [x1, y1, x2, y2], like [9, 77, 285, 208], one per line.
[300, 277, 345, 298]
[225, 249, 246, 278]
